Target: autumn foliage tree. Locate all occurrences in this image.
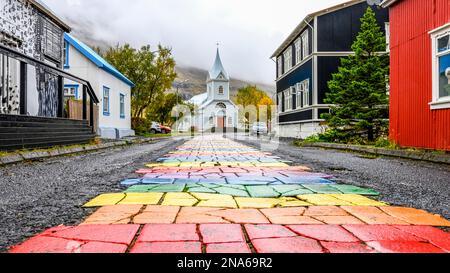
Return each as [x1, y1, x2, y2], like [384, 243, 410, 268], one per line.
[235, 85, 274, 126]
[104, 44, 177, 120]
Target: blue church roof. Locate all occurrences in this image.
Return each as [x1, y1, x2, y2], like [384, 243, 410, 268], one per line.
[64, 33, 135, 87]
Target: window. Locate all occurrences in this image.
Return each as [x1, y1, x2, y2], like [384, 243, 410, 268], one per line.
[103, 86, 110, 115]
[296, 82, 304, 109]
[277, 93, 283, 113]
[218, 86, 224, 95]
[301, 30, 309, 60]
[277, 57, 282, 77]
[431, 24, 450, 110]
[295, 38, 302, 65]
[296, 79, 310, 109]
[283, 48, 292, 72]
[284, 89, 292, 111]
[42, 18, 63, 62]
[303, 79, 310, 107]
[228, 117, 233, 125]
[385, 23, 390, 52]
[64, 85, 78, 98]
[64, 41, 70, 68]
[120, 94, 125, 118]
[216, 102, 226, 109]
[291, 86, 296, 109]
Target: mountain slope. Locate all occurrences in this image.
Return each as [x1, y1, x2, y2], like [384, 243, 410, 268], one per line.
[172, 66, 275, 101]
[65, 20, 276, 101]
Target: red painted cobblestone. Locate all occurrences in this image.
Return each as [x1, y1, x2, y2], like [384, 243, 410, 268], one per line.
[252, 237, 324, 253]
[343, 225, 424, 242]
[321, 242, 377, 253]
[45, 224, 140, 245]
[130, 242, 202, 253]
[288, 225, 360, 242]
[206, 242, 252, 253]
[393, 226, 450, 252]
[9, 236, 129, 253]
[245, 224, 297, 240]
[137, 224, 199, 242]
[200, 224, 246, 244]
[366, 241, 445, 253]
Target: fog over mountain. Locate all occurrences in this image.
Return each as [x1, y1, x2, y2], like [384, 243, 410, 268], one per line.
[43, 0, 348, 86]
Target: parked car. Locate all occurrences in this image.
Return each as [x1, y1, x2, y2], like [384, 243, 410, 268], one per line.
[160, 125, 172, 134]
[150, 122, 162, 134]
[251, 122, 268, 135]
[150, 122, 172, 134]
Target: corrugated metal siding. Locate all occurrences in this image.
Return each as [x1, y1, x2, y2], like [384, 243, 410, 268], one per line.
[389, 0, 450, 151]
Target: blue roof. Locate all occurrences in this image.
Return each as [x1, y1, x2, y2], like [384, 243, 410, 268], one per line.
[64, 33, 135, 87]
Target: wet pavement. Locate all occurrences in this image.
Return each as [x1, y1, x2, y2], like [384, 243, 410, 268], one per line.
[6, 135, 450, 253]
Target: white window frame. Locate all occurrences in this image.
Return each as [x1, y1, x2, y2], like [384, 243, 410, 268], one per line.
[277, 93, 283, 113]
[64, 86, 76, 98]
[283, 48, 292, 72]
[430, 23, 450, 110]
[103, 86, 110, 115]
[385, 23, 390, 52]
[277, 57, 282, 77]
[296, 82, 304, 109]
[295, 38, 301, 65]
[284, 89, 292, 111]
[301, 30, 309, 61]
[303, 79, 310, 107]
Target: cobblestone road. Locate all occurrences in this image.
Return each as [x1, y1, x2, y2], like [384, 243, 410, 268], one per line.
[7, 135, 450, 253]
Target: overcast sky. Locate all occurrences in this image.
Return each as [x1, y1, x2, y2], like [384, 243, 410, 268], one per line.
[44, 0, 352, 85]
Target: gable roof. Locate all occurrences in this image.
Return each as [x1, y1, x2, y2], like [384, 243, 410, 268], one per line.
[64, 33, 135, 87]
[208, 49, 229, 81]
[28, 0, 71, 31]
[188, 92, 208, 106]
[271, 0, 366, 58]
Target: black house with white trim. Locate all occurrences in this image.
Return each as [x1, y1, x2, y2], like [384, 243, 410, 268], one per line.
[271, 0, 389, 138]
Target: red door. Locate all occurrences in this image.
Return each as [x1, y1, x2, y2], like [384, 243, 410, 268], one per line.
[217, 117, 224, 128]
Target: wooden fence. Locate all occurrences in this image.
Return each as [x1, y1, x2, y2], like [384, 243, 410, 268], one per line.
[67, 99, 98, 133]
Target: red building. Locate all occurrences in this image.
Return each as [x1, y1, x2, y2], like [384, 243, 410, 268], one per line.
[382, 0, 450, 151]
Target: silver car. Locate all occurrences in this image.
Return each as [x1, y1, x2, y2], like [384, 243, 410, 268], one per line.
[251, 122, 268, 135]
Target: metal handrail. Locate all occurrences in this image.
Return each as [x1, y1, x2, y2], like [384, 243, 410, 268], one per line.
[0, 43, 99, 103]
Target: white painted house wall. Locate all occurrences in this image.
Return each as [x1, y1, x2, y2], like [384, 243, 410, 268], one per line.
[64, 43, 134, 139]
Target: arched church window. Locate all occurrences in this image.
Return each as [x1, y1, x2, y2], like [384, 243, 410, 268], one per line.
[216, 103, 226, 109]
[219, 86, 224, 95]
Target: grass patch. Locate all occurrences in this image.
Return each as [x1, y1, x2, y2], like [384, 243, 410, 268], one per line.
[0, 139, 104, 157]
[137, 133, 171, 138]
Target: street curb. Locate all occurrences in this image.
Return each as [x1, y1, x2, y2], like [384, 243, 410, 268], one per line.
[301, 142, 450, 165]
[0, 137, 172, 166]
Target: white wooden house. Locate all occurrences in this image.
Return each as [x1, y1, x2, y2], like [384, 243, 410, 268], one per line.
[63, 33, 134, 139]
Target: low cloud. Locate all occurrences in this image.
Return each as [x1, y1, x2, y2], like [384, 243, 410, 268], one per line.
[44, 0, 347, 85]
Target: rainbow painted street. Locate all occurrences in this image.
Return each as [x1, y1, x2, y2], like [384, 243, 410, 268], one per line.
[9, 135, 450, 253]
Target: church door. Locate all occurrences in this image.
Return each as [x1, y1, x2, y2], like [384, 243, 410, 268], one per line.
[217, 116, 225, 129]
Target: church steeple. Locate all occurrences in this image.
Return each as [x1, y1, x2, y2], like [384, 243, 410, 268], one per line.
[208, 48, 229, 81]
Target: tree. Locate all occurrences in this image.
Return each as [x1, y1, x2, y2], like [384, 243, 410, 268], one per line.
[146, 92, 184, 126]
[322, 7, 389, 142]
[103, 44, 177, 120]
[235, 85, 274, 125]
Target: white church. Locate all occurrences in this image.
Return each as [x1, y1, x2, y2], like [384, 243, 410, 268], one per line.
[185, 49, 238, 132]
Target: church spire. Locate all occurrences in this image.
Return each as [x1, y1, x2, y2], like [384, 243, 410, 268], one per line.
[208, 47, 229, 81]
